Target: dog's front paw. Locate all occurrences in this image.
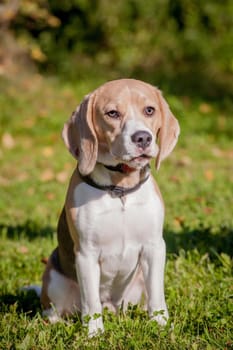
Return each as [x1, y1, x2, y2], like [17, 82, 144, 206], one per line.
[150, 309, 169, 327]
[87, 316, 104, 337]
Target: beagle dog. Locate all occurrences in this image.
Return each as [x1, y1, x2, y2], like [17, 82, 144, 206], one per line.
[41, 79, 180, 336]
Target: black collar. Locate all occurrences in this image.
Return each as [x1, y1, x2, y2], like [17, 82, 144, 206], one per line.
[78, 165, 150, 198]
[104, 163, 133, 174]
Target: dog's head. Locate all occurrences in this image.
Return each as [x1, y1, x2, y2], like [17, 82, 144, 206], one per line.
[62, 79, 180, 176]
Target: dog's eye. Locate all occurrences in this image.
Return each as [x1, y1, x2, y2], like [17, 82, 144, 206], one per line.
[106, 110, 121, 119]
[144, 106, 155, 116]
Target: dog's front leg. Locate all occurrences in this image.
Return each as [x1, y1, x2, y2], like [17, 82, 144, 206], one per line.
[75, 251, 104, 336]
[141, 239, 169, 326]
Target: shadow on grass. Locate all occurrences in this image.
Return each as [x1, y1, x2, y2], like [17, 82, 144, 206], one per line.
[0, 290, 41, 317]
[165, 224, 233, 258]
[0, 221, 55, 240]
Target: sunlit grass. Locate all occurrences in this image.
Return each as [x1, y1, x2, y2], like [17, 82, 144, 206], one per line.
[0, 74, 232, 349]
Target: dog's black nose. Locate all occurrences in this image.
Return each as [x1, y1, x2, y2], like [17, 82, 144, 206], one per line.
[131, 131, 152, 150]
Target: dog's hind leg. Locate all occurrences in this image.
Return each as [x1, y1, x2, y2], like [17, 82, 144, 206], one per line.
[41, 260, 81, 322]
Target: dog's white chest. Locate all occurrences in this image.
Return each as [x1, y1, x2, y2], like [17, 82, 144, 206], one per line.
[73, 178, 163, 244]
[72, 177, 164, 301]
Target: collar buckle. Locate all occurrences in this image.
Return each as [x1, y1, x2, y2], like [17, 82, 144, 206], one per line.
[108, 185, 125, 198]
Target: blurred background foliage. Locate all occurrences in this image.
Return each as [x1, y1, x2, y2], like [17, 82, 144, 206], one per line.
[1, 0, 233, 99]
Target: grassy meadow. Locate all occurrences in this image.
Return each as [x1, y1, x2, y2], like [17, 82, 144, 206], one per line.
[0, 74, 232, 349]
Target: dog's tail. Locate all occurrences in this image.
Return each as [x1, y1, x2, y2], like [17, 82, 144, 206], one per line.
[21, 285, 42, 297]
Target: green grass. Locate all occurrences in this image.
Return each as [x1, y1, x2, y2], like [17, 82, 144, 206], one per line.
[0, 74, 233, 349]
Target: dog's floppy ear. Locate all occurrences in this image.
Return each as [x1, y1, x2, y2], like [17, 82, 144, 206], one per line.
[155, 90, 180, 170]
[62, 93, 98, 176]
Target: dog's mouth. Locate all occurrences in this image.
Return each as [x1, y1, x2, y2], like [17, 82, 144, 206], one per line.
[126, 154, 152, 169]
[109, 148, 155, 170]
[131, 154, 151, 162]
